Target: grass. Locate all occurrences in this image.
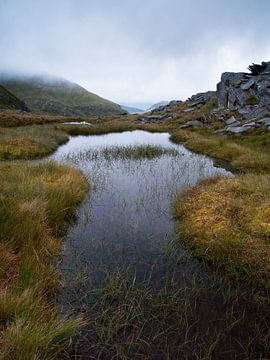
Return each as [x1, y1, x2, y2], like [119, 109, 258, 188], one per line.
[101, 145, 179, 160]
[0, 111, 95, 127]
[170, 129, 270, 173]
[0, 161, 89, 359]
[174, 175, 270, 287]
[1, 104, 270, 357]
[0, 76, 123, 117]
[70, 266, 270, 359]
[0, 125, 69, 160]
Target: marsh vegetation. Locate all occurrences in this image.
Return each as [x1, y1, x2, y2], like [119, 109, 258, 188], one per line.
[0, 107, 270, 359]
[49, 131, 269, 358]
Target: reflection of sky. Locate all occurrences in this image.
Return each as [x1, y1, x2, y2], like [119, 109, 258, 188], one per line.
[51, 131, 231, 273]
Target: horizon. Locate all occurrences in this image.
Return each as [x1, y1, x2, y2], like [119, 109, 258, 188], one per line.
[1, 0, 270, 108]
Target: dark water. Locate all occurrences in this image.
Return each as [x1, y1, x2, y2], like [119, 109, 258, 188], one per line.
[49, 131, 239, 357]
[50, 130, 230, 279]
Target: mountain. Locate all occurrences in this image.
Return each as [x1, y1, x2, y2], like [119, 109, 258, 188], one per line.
[121, 105, 144, 114]
[0, 75, 125, 117]
[0, 84, 29, 112]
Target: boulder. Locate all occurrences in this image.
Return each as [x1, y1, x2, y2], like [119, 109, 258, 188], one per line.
[258, 117, 270, 126]
[183, 108, 196, 113]
[226, 126, 251, 134]
[184, 120, 204, 127]
[216, 61, 270, 121]
[226, 116, 240, 126]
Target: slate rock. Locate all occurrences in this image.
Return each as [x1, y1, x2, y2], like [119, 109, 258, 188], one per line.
[226, 126, 251, 133]
[226, 116, 240, 126]
[257, 117, 270, 126]
[241, 78, 255, 91]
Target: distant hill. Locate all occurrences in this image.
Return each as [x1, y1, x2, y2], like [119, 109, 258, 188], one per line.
[0, 84, 29, 112]
[121, 105, 144, 114]
[0, 75, 125, 117]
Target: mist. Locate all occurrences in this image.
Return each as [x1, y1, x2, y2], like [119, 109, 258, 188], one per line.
[1, 0, 270, 108]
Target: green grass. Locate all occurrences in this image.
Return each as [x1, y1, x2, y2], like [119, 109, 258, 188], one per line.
[75, 266, 270, 359]
[0, 85, 29, 112]
[0, 76, 123, 117]
[170, 129, 270, 173]
[0, 161, 89, 359]
[101, 145, 179, 160]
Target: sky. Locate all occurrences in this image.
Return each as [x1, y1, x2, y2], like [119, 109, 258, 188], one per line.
[1, 0, 270, 109]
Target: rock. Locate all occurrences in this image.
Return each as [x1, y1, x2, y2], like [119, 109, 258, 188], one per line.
[169, 100, 182, 107]
[226, 116, 239, 126]
[183, 108, 196, 113]
[226, 126, 251, 133]
[180, 124, 191, 129]
[241, 78, 255, 91]
[166, 113, 178, 119]
[242, 121, 258, 128]
[216, 61, 270, 122]
[143, 115, 164, 120]
[186, 120, 204, 127]
[187, 91, 217, 105]
[257, 117, 270, 126]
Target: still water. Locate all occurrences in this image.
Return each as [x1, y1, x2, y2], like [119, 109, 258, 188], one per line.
[49, 130, 232, 357]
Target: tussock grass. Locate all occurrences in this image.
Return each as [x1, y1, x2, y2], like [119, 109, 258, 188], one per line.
[101, 145, 179, 160]
[0, 161, 89, 359]
[0, 125, 68, 160]
[174, 174, 270, 287]
[170, 129, 270, 173]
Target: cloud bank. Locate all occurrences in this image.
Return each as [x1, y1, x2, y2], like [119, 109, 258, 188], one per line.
[1, 0, 270, 108]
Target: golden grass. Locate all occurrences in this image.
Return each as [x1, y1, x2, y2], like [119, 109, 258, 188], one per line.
[174, 175, 270, 287]
[0, 125, 69, 160]
[170, 129, 270, 173]
[0, 162, 89, 359]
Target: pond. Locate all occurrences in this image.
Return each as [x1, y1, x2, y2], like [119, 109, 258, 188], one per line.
[49, 130, 260, 358]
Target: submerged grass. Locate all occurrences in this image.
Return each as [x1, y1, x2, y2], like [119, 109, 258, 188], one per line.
[0, 161, 89, 359]
[71, 266, 270, 359]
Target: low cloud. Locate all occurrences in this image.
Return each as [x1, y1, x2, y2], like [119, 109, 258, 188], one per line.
[1, 0, 270, 107]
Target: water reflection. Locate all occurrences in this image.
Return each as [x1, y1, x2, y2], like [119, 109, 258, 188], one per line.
[50, 130, 231, 296]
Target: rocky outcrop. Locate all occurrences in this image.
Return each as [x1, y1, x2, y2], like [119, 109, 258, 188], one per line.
[187, 91, 217, 107]
[217, 61, 270, 121]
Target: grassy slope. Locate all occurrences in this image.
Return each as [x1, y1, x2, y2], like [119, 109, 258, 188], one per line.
[0, 76, 124, 117]
[0, 162, 89, 359]
[0, 85, 29, 112]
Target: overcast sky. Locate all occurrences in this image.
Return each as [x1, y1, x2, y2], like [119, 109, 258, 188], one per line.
[1, 0, 270, 108]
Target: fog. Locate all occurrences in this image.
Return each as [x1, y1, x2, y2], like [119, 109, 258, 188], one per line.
[1, 0, 270, 108]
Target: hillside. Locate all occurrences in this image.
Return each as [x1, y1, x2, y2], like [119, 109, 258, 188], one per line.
[0, 84, 29, 112]
[0, 75, 125, 117]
